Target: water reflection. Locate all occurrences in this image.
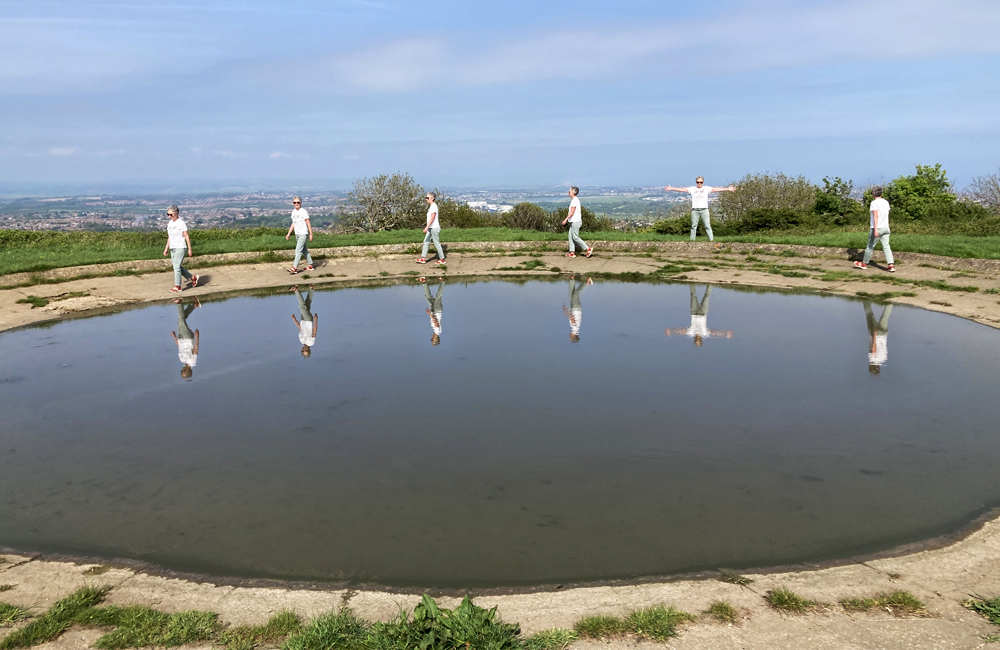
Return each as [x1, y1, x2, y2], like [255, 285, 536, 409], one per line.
[665, 285, 734, 346]
[171, 297, 200, 378]
[864, 301, 893, 374]
[422, 277, 444, 346]
[563, 275, 592, 343]
[291, 285, 317, 357]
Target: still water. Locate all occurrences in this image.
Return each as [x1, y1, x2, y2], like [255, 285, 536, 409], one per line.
[1, 278, 999, 588]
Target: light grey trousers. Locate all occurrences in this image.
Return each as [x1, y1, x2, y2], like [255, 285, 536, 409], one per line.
[568, 222, 588, 253]
[691, 208, 713, 241]
[690, 285, 711, 316]
[863, 227, 893, 265]
[424, 282, 443, 312]
[422, 228, 444, 260]
[171, 248, 192, 287]
[295, 288, 313, 322]
[570, 278, 586, 310]
[176, 302, 195, 339]
[293, 234, 313, 269]
[864, 302, 892, 336]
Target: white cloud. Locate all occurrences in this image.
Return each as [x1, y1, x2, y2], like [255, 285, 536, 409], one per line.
[212, 150, 248, 158]
[48, 146, 78, 156]
[269, 151, 290, 159]
[190, 146, 203, 154]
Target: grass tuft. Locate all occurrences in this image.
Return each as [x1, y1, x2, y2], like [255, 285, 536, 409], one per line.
[15, 295, 48, 308]
[0, 586, 109, 649]
[0, 585, 14, 593]
[704, 600, 739, 624]
[840, 590, 926, 616]
[82, 566, 110, 576]
[220, 611, 302, 650]
[964, 595, 1000, 627]
[985, 288, 1000, 294]
[717, 570, 753, 587]
[765, 587, 815, 613]
[72, 605, 220, 649]
[0, 603, 31, 627]
[573, 614, 627, 639]
[574, 604, 694, 642]
[855, 291, 918, 301]
[521, 628, 578, 650]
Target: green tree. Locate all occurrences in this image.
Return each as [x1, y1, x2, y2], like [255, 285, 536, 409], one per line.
[869, 163, 955, 220]
[342, 172, 425, 232]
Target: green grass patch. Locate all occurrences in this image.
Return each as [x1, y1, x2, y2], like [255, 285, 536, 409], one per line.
[219, 611, 302, 650]
[82, 566, 110, 576]
[498, 259, 547, 271]
[14, 295, 48, 308]
[985, 288, 1000, 294]
[855, 291, 918, 301]
[0, 603, 31, 627]
[704, 601, 738, 625]
[0, 585, 14, 593]
[281, 609, 365, 650]
[521, 628, 578, 650]
[574, 604, 694, 642]
[0, 586, 108, 649]
[839, 590, 926, 616]
[964, 595, 1000, 627]
[717, 570, 754, 586]
[73, 606, 220, 649]
[765, 587, 815, 613]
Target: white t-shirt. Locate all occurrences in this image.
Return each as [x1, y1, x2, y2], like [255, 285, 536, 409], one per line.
[167, 219, 188, 249]
[689, 186, 713, 210]
[870, 197, 890, 230]
[291, 208, 310, 235]
[569, 308, 582, 335]
[429, 312, 442, 335]
[298, 320, 315, 346]
[568, 197, 583, 224]
[178, 338, 197, 367]
[687, 314, 709, 338]
[869, 334, 888, 366]
[426, 202, 440, 229]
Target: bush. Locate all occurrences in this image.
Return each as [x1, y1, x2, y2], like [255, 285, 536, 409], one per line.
[342, 172, 425, 232]
[966, 168, 1000, 214]
[551, 206, 613, 232]
[716, 172, 816, 221]
[652, 216, 689, 236]
[439, 199, 490, 229]
[870, 163, 955, 220]
[502, 202, 548, 231]
[729, 208, 815, 234]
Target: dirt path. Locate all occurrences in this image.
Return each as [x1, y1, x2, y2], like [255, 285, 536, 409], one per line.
[2, 242, 1000, 649]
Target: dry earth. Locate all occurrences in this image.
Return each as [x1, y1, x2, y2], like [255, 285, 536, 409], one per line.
[3, 240, 1000, 649]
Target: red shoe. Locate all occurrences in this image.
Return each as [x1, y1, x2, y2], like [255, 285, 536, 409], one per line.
[435, 258, 447, 265]
[190, 275, 199, 288]
[853, 261, 867, 269]
[416, 258, 428, 264]
[170, 285, 182, 292]
[288, 267, 300, 274]
[887, 264, 896, 273]
[305, 265, 315, 271]
[566, 252, 576, 258]
[584, 247, 593, 258]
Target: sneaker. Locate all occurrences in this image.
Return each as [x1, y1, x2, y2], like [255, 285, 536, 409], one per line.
[170, 285, 182, 293]
[566, 252, 576, 258]
[887, 264, 896, 273]
[853, 261, 867, 269]
[288, 267, 300, 274]
[435, 258, 447, 265]
[190, 275, 199, 288]
[416, 258, 428, 264]
[305, 265, 315, 271]
[584, 247, 593, 258]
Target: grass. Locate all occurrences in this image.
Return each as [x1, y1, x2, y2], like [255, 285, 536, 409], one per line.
[704, 601, 739, 625]
[0, 585, 14, 593]
[765, 587, 815, 613]
[717, 570, 754, 587]
[81, 566, 110, 576]
[282, 609, 365, 650]
[839, 591, 927, 616]
[964, 595, 1000, 627]
[14, 295, 48, 308]
[0, 603, 31, 627]
[986, 288, 1000, 294]
[220, 611, 302, 650]
[521, 628, 578, 650]
[73, 606, 220, 649]
[5, 227, 1000, 279]
[0, 585, 108, 649]
[855, 291, 918, 301]
[574, 604, 694, 642]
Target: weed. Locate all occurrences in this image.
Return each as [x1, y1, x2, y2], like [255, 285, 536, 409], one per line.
[855, 291, 918, 301]
[282, 609, 366, 650]
[0, 603, 31, 627]
[520, 259, 546, 271]
[15, 295, 48, 308]
[0, 585, 13, 592]
[548, 266, 561, 273]
[985, 288, 1000, 294]
[839, 591, 926, 616]
[718, 570, 754, 586]
[378, 271, 390, 276]
[0, 558, 6, 564]
[573, 615, 627, 639]
[367, 594, 521, 650]
[984, 633, 1000, 643]
[765, 587, 814, 613]
[704, 601, 738, 624]
[780, 250, 797, 257]
[745, 255, 760, 262]
[950, 271, 976, 278]
[574, 605, 693, 642]
[964, 595, 1000, 626]
[930, 301, 952, 306]
[82, 566, 110, 576]
[301, 274, 311, 279]
[767, 267, 810, 278]
[819, 270, 853, 282]
[220, 611, 301, 650]
[521, 628, 578, 650]
[0, 586, 108, 649]
[402, 271, 420, 275]
[73, 605, 220, 649]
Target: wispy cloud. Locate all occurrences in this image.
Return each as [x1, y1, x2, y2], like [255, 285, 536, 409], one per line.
[212, 150, 249, 158]
[48, 146, 78, 156]
[269, 151, 290, 159]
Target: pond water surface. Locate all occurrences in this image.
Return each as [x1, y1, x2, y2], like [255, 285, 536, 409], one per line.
[1, 278, 999, 588]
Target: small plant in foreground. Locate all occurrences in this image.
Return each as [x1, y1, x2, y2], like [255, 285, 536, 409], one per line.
[0, 585, 108, 649]
[220, 611, 301, 650]
[765, 587, 815, 613]
[573, 614, 626, 639]
[839, 590, 926, 616]
[574, 605, 694, 642]
[985, 288, 1000, 294]
[15, 296, 49, 308]
[366, 595, 521, 650]
[521, 628, 578, 650]
[82, 565, 110, 576]
[73, 606, 220, 649]
[964, 595, 1000, 626]
[282, 609, 365, 650]
[0, 603, 31, 627]
[704, 600, 738, 624]
[717, 570, 753, 587]
[0, 585, 13, 592]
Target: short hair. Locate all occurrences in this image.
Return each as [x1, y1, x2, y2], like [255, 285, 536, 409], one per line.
[426, 191, 437, 200]
[569, 186, 579, 196]
[869, 364, 881, 375]
[167, 205, 179, 215]
[872, 186, 883, 197]
[292, 196, 302, 203]
[695, 176, 705, 183]
[180, 365, 192, 378]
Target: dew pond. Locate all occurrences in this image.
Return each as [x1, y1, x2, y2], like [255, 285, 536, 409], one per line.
[1, 277, 999, 588]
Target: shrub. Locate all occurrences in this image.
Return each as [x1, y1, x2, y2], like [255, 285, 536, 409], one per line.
[728, 207, 815, 234]
[966, 168, 1000, 214]
[551, 206, 613, 232]
[870, 163, 956, 221]
[438, 199, 490, 229]
[502, 202, 548, 231]
[716, 172, 816, 221]
[343, 172, 425, 232]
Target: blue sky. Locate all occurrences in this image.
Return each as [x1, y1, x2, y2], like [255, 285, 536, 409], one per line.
[2, 0, 999, 190]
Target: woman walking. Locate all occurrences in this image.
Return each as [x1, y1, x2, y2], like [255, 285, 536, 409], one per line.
[163, 205, 198, 292]
[417, 192, 446, 264]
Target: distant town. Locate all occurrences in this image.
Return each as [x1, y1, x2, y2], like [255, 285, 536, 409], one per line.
[0, 186, 693, 232]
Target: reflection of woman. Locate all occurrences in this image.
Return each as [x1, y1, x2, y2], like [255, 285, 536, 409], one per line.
[171, 297, 200, 378]
[665, 285, 734, 346]
[864, 301, 892, 374]
[291, 285, 318, 358]
[422, 277, 444, 346]
[563, 275, 592, 343]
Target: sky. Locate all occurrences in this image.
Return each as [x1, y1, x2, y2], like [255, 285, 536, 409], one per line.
[2, 0, 1000, 191]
